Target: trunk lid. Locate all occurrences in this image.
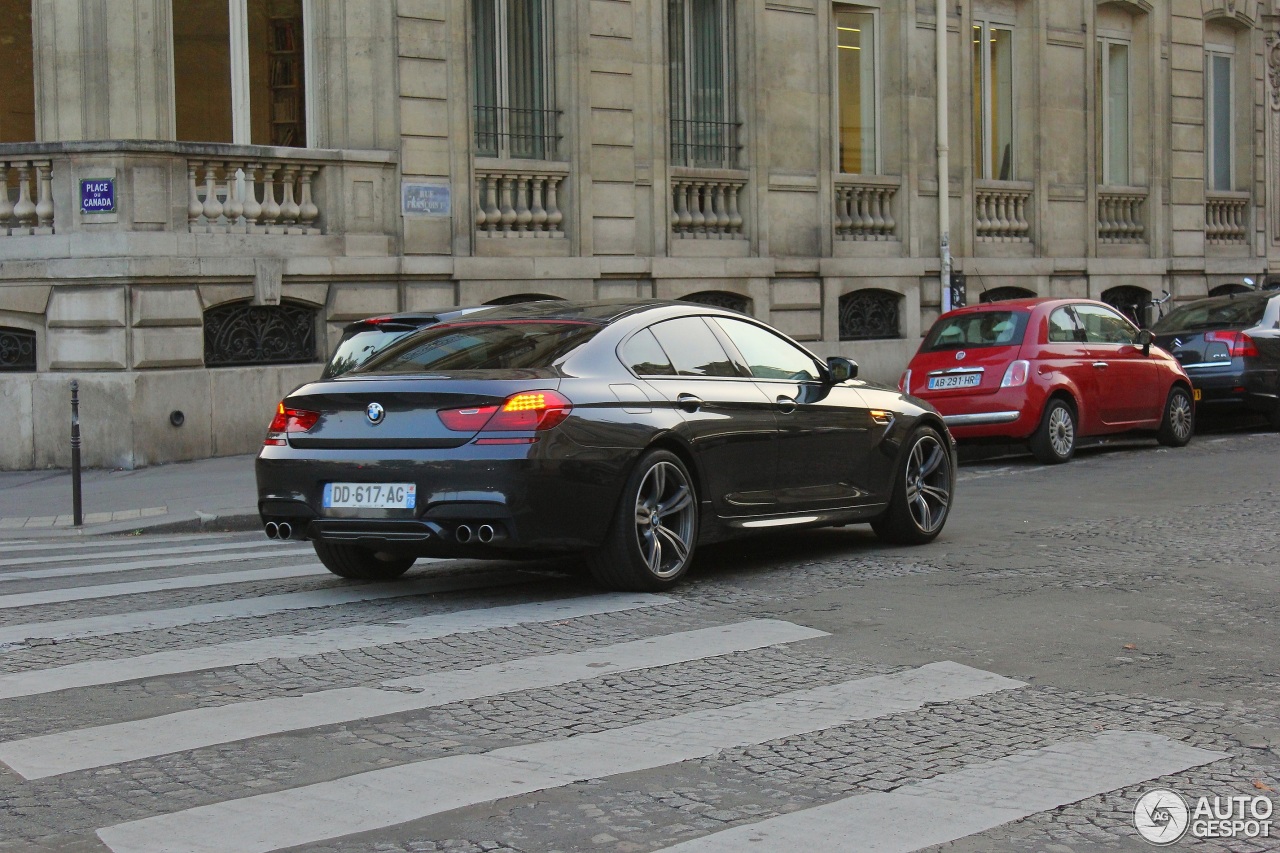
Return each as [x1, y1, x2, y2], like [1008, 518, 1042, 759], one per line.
[907, 345, 1021, 398]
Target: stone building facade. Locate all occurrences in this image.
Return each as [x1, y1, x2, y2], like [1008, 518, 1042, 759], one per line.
[2, 0, 1280, 469]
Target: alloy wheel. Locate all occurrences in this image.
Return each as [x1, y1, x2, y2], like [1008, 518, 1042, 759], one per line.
[904, 434, 952, 534]
[1168, 392, 1193, 442]
[632, 460, 696, 579]
[1048, 405, 1075, 459]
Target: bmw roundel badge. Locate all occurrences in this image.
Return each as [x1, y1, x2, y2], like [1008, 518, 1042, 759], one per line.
[366, 402, 385, 425]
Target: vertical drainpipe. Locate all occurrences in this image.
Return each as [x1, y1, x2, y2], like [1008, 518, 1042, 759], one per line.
[938, 0, 953, 314]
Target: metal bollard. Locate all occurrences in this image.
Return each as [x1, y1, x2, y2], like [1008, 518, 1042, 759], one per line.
[70, 380, 82, 527]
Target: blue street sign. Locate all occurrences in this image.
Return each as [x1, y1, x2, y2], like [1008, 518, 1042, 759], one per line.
[80, 179, 116, 213]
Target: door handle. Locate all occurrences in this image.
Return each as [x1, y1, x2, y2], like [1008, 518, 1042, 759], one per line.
[1092, 361, 1109, 369]
[776, 396, 797, 414]
[675, 393, 703, 412]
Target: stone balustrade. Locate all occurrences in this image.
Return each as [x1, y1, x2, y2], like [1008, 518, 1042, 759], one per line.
[0, 158, 54, 236]
[187, 160, 321, 234]
[975, 181, 1033, 242]
[670, 168, 747, 239]
[474, 162, 569, 238]
[1205, 192, 1250, 245]
[834, 175, 899, 241]
[1097, 188, 1147, 244]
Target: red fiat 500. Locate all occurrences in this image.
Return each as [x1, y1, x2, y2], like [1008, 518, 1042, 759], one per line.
[901, 298, 1195, 463]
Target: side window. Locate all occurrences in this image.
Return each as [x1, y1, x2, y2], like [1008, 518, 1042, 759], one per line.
[648, 318, 739, 378]
[1047, 307, 1083, 344]
[621, 328, 676, 376]
[711, 318, 820, 381]
[1075, 305, 1137, 345]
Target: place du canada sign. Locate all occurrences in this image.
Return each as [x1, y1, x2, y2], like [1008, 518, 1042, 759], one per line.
[80, 178, 116, 214]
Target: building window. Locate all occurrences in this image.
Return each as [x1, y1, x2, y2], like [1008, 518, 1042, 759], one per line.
[0, 327, 36, 372]
[1206, 47, 1234, 192]
[680, 290, 750, 314]
[839, 289, 900, 340]
[668, 0, 739, 169]
[204, 300, 317, 367]
[1097, 38, 1130, 186]
[473, 0, 558, 160]
[836, 7, 877, 174]
[1101, 284, 1152, 327]
[173, 0, 308, 147]
[0, 0, 35, 143]
[972, 20, 1013, 180]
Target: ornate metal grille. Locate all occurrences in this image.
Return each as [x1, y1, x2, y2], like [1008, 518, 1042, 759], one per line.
[203, 301, 317, 367]
[839, 290, 901, 341]
[980, 286, 1036, 303]
[1101, 285, 1152, 327]
[0, 327, 36, 372]
[680, 290, 750, 314]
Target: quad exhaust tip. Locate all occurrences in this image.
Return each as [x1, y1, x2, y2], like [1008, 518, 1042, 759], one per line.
[264, 522, 279, 539]
[278, 521, 292, 540]
[477, 524, 495, 543]
[455, 524, 473, 544]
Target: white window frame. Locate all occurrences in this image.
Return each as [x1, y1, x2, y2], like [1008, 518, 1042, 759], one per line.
[1097, 35, 1132, 187]
[833, 4, 881, 175]
[973, 19, 1015, 181]
[472, 0, 558, 160]
[1205, 43, 1235, 193]
[172, 0, 315, 148]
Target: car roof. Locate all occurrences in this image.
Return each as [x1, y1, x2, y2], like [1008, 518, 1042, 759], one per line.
[1170, 291, 1274, 311]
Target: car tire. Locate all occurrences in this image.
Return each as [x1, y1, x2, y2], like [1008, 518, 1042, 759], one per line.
[586, 449, 699, 592]
[1029, 398, 1077, 464]
[1156, 385, 1195, 447]
[871, 426, 955, 546]
[312, 540, 415, 580]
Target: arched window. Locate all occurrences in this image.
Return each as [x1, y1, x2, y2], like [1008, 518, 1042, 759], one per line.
[484, 293, 564, 305]
[679, 290, 750, 314]
[979, 286, 1036, 303]
[1208, 283, 1252, 297]
[1101, 285, 1151, 327]
[839, 289, 901, 340]
[0, 326, 36, 372]
[0, 0, 35, 143]
[203, 300, 317, 367]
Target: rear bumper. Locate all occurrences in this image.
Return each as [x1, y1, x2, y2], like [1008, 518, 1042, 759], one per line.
[916, 387, 1041, 441]
[1184, 364, 1277, 413]
[942, 410, 1022, 427]
[255, 434, 635, 555]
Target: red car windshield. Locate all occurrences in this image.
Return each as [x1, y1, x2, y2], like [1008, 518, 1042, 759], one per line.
[922, 311, 1030, 352]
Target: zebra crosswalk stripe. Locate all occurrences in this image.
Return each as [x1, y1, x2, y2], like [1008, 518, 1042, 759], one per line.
[0, 592, 670, 701]
[0, 540, 309, 569]
[0, 563, 327, 609]
[94, 661, 1025, 853]
[0, 533, 252, 555]
[0, 619, 826, 779]
[0, 547, 315, 583]
[653, 731, 1229, 852]
[0, 568, 524, 645]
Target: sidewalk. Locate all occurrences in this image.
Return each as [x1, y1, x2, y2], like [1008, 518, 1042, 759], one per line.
[0, 455, 261, 539]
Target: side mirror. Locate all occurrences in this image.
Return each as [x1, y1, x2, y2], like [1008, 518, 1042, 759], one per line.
[1137, 328, 1153, 357]
[826, 356, 858, 383]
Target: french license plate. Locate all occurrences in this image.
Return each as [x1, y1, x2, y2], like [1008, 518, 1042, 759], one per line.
[323, 482, 416, 510]
[928, 373, 981, 390]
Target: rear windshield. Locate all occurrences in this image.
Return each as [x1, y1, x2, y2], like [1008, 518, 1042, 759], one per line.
[921, 311, 1029, 352]
[1151, 297, 1268, 333]
[356, 322, 601, 374]
[322, 327, 419, 379]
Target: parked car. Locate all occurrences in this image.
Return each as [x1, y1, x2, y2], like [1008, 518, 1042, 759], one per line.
[258, 299, 956, 591]
[320, 306, 490, 379]
[901, 298, 1195, 464]
[1150, 290, 1280, 429]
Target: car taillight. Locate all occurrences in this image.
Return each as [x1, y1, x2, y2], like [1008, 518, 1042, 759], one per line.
[1001, 360, 1030, 388]
[899, 369, 912, 393]
[1204, 330, 1259, 358]
[438, 391, 573, 439]
[263, 402, 320, 446]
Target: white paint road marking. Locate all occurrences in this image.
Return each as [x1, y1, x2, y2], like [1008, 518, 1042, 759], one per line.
[0, 534, 257, 555]
[0, 564, 327, 610]
[0, 546, 314, 581]
[94, 662, 1025, 853]
[654, 731, 1229, 852]
[0, 593, 671, 701]
[0, 571, 521, 646]
[0, 540, 308, 570]
[1, 620, 822, 779]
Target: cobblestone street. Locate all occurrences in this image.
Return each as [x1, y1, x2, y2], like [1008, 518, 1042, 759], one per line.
[0, 428, 1277, 852]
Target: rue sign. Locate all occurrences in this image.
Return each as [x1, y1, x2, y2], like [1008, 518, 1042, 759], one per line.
[80, 179, 116, 214]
